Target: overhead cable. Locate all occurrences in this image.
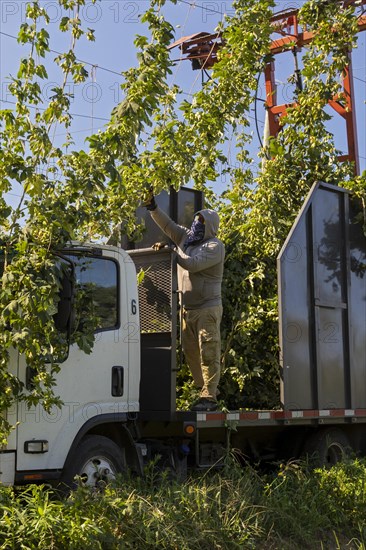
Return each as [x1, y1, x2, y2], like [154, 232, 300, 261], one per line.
[0, 97, 110, 122]
[0, 30, 123, 77]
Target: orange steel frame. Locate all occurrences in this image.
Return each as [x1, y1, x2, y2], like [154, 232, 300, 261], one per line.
[170, 0, 366, 175]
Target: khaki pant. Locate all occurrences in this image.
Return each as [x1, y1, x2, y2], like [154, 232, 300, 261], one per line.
[182, 305, 223, 401]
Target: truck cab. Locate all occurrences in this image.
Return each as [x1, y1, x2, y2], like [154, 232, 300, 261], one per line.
[1, 245, 140, 485]
[0, 187, 201, 486]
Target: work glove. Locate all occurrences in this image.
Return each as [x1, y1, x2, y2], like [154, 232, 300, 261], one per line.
[152, 241, 168, 251]
[141, 190, 157, 211]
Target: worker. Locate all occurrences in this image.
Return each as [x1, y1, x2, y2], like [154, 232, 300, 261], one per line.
[144, 193, 225, 412]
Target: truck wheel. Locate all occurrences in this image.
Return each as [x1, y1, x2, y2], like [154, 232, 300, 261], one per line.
[304, 428, 351, 468]
[61, 435, 126, 489]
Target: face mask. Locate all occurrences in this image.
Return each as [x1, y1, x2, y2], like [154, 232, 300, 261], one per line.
[184, 216, 205, 248]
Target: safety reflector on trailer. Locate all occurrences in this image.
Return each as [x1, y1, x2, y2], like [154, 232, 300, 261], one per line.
[195, 409, 366, 425]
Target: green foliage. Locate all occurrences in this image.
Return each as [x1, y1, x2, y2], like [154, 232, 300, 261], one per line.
[0, 0, 177, 438]
[1, 459, 366, 548]
[263, 458, 366, 547]
[0, 0, 365, 439]
[0, 0, 104, 438]
[216, 0, 361, 408]
[174, 0, 363, 410]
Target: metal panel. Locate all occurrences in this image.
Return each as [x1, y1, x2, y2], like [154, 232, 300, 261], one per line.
[315, 306, 346, 408]
[312, 189, 345, 307]
[312, 188, 348, 409]
[175, 187, 204, 228]
[349, 198, 366, 407]
[278, 204, 314, 409]
[278, 182, 366, 410]
[128, 248, 178, 413]
[132, 253, 173, 333]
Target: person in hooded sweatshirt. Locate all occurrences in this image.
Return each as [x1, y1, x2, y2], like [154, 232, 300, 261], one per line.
[144, 194, 225, 412]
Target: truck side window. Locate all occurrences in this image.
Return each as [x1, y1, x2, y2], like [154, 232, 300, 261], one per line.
[70, 255, 119, 331]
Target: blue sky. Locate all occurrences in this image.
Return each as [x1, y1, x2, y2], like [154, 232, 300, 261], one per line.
[0, 0, 365, 208]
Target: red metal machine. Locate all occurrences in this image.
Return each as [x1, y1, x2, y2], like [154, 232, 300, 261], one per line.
[169, 0, 366, 175]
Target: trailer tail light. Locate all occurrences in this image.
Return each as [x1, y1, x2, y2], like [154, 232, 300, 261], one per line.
[184, 423, 196, 436]
[23, 473, 44, 481]
[24, 440, 49, 454]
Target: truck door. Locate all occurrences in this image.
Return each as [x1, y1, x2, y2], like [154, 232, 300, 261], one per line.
[15, 249, 131, 474]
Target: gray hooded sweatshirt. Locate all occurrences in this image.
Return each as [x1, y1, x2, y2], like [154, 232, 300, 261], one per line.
[150, 207, 225, 310]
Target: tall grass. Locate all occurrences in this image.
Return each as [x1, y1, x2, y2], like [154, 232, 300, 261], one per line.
[1, 457, 366, 549]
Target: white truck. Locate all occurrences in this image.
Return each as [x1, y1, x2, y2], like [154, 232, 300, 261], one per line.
[0, 181, 365, 487]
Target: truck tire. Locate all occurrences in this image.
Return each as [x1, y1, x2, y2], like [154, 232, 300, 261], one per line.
[304, 428, 351, 468]
[61, 435, 126, 489]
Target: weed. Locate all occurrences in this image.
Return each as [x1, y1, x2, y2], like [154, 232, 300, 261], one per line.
[1, 459, 366, 549]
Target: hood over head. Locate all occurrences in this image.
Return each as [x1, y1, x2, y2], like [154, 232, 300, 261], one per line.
[183, 208, 220, 249]
[197, 209, 220, 239]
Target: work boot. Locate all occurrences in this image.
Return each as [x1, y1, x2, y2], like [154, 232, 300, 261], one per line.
[190, 398, 218, 412]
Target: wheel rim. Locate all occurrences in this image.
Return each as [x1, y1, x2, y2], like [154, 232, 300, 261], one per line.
[325, 443, 344, 466]
[79, 455, 117, 488]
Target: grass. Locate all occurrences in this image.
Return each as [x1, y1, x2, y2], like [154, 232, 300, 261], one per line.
[0, 456, 366, 549]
